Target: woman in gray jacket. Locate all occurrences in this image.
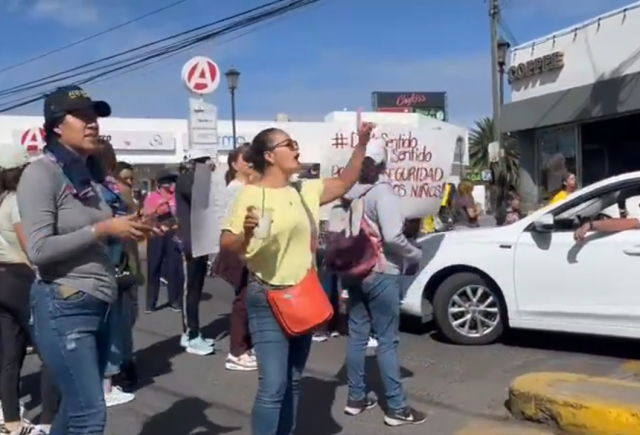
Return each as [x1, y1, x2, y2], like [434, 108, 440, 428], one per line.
[17, 86, 152, 435]
[341, 139, 427, 427]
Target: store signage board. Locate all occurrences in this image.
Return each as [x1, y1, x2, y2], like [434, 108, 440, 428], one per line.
[12, 129, 176, 152]
[100, 131, 176, 151]
[508, 51, 564, 83]
[188, 97, 219, 157]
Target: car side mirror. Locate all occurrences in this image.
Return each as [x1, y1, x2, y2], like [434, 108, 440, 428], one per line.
[533, 214, 555, 232]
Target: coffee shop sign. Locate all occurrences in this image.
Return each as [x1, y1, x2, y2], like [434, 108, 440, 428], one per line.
[508, 51, 564, 84]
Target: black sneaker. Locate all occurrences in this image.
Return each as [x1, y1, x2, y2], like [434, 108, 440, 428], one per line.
[118, 361, 138, 391]
[384, 407, 428, 426]
[344, 396, 378, 416]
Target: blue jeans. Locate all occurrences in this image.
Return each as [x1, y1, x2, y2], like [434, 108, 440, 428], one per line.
[345, 272, 407, 411]
[247, 278, 312, 435]
[105, 286, 137, 376]
[30, 281, 111, 435]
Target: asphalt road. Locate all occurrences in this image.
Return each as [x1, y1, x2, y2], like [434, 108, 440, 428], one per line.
[19, 276, 640, 435]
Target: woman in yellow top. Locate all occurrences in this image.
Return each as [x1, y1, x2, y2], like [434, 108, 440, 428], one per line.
[549, 172, 577, 204]
[220, 123, 374, 435]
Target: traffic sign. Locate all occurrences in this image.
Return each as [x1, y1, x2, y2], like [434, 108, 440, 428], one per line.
[182, 56, 220, 95]
[20, 127, 45, 155]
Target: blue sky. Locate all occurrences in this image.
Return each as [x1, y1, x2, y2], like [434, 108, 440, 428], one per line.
[0, 0, 633, 127]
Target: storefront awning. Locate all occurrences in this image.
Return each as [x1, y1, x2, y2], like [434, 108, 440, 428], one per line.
[500, 71, 640, 132]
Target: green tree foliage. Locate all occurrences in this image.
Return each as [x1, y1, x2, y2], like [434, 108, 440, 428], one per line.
[468, 117, 520, 187]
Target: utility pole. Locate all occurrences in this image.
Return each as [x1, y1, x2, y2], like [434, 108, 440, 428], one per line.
[489, 0, 502, 214]
[489, 0, 501, 142]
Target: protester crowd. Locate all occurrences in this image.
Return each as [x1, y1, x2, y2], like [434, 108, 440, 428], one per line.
[0, 83, 560, 435]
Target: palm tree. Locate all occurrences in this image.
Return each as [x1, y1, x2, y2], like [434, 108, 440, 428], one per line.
[468, 117, 520, 185]
[468, 117, 520, 210]
[468, 117, 494, 170]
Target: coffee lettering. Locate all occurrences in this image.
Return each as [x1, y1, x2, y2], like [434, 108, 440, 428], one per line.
[507, 51, 564, 83]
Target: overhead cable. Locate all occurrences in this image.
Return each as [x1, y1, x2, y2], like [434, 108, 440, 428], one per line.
[0, 0, 309, 100]
[0, 0, 192, 75]
[0, 0, 321, 113]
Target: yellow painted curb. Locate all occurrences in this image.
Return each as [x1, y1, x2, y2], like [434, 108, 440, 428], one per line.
[508, 372, 640, 435]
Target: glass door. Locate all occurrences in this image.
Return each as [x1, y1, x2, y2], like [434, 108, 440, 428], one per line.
[535, 125, 578, 201]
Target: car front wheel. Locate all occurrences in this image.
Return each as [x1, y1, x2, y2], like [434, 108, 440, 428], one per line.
[432, 272, 504, 345]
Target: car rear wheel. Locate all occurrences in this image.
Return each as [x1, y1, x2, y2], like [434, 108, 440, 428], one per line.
[432, 272, 504, 345]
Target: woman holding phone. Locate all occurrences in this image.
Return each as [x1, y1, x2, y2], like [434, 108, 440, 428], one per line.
[17, 85, 155, 435]
[144, 170, 183, 313]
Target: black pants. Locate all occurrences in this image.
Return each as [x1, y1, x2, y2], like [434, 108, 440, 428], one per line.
[146, 233, 184, 310]
[182, 255, 208, 339]
[0, 262, 59, 424]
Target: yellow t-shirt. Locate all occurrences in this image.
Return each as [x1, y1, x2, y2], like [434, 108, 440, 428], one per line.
[549, 190, 569, 204]
[222, 180, 324, 286]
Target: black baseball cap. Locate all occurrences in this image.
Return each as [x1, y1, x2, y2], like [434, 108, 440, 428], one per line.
[156, 168, 179, 185]
[43, 85, 111, 126]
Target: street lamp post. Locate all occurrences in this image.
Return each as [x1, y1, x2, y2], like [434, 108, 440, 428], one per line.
[496, 38, 511, 107]
[225, 67, 240, 149]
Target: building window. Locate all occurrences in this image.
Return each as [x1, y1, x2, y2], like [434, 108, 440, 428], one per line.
[535, 126, 577, 200]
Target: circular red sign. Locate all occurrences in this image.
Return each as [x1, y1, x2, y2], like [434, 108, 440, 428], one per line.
[20, 127, 45, 155]
[186, 59, 219, 92]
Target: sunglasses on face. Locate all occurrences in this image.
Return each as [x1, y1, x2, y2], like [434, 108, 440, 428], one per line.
[270, 139, 299, 152]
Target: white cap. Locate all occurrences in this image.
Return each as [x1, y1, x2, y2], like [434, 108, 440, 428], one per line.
[365, 136, 388, 165]
[183, 149, 212, 161]
[0, 144, 30, 170]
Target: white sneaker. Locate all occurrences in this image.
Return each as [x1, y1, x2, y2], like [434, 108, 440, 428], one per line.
[180, 333, 215, 348]
[1, 422, 35, 435]
[0, 402, 26, 424]
[312, 333, 328, 342]
[225, 353, 258, 371]
[105, 386, 135, 408]
[367, 337, 378, 348]
[185, 337, 215, 356]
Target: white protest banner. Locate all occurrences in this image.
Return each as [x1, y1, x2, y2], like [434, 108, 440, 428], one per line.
[190, 163, 228, 257]
[321, 113, 464, 219]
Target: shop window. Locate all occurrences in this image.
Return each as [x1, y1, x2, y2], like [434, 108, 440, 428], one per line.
[535, 126, 577, 200]
[581, 113, 640, 185]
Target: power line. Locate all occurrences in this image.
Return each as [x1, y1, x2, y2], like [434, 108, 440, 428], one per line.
[0, 0, 295, 98]
[497, 0, 518, 45]
[499, 18, 518, 45]
[90, 17, 288, 89]
[0, 0, 322, 113]
[0, 0, 192, 76]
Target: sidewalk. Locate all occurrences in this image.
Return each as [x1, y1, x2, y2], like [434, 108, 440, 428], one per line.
[508, 372, 640, 435]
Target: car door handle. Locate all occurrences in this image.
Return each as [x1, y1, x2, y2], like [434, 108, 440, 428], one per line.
[623, 246, 640, 256]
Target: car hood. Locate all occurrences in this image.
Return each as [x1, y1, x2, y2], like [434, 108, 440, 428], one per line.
[399, 226, 518, 297]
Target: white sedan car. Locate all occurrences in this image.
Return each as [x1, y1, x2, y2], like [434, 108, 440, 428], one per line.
[401, 171, 640, 345]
